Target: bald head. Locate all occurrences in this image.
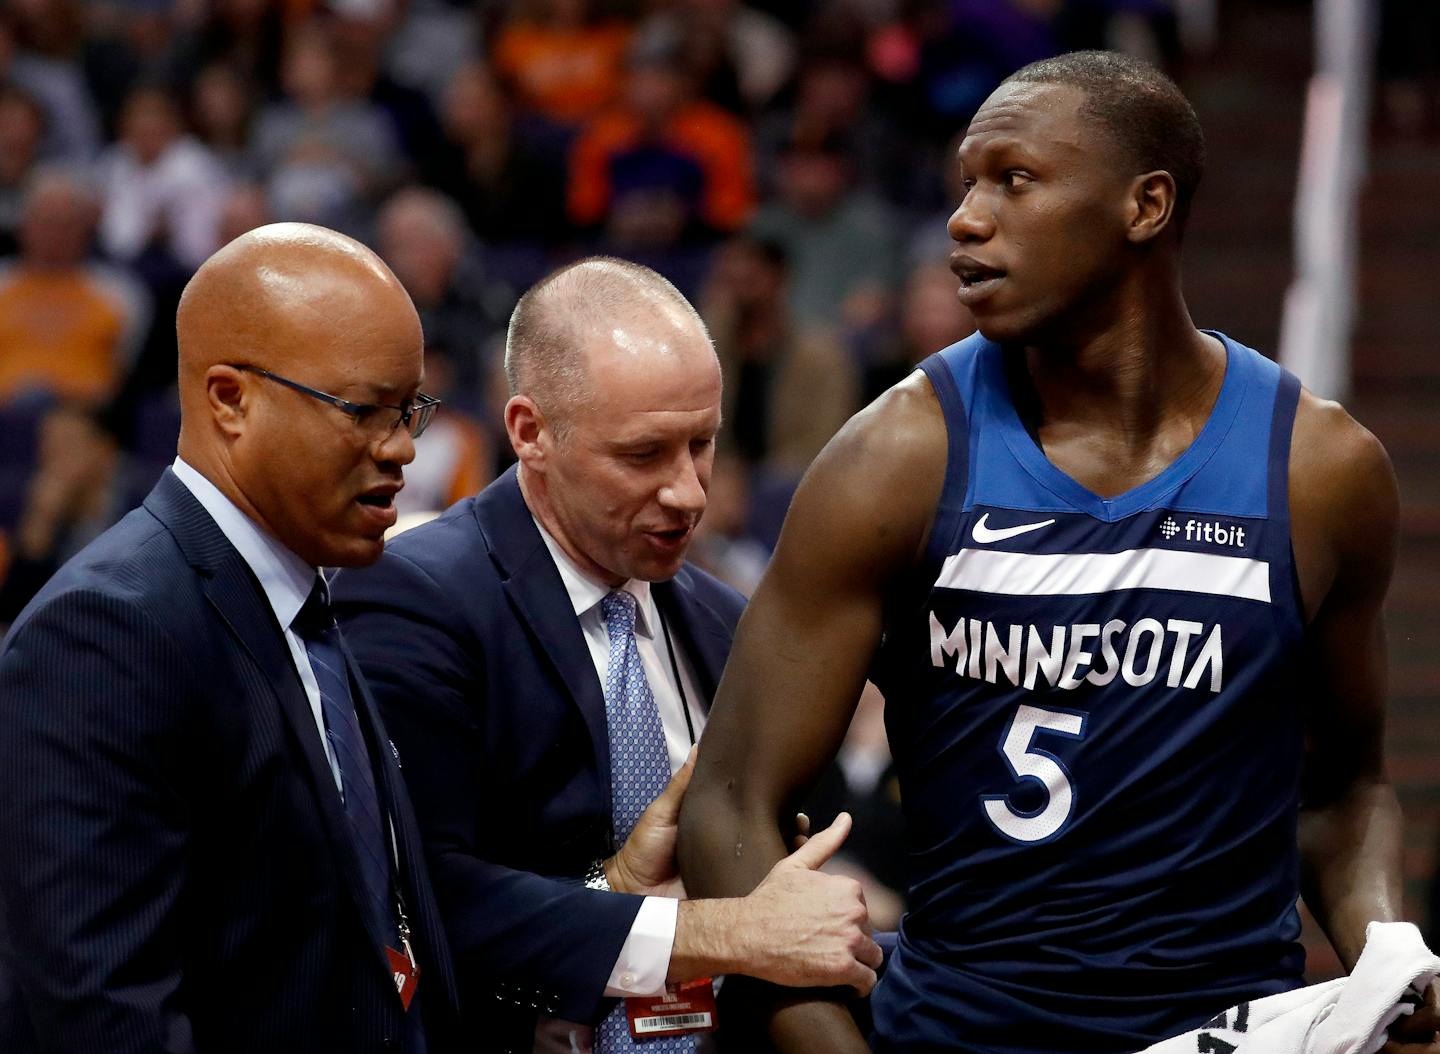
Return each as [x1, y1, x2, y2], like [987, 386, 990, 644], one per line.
[178, 222, 414, 389]
[177, 222, 426, 568]
[504, 257, 714, 434]
[503, 257, 722, 585]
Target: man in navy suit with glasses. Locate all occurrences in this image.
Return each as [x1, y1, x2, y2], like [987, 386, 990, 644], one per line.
[0, 222, 461, 1053]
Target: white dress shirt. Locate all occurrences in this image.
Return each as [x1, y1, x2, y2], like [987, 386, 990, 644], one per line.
[171, 457, 343, 793]
[533, 520, 708, 1002]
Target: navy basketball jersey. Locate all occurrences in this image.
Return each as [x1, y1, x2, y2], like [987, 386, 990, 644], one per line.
[869, 333, 1308, 1054]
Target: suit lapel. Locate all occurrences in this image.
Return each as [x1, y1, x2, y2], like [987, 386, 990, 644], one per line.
[654, 569, 733, 712]
[475, 468, 614, 818]
[145, 471, 399, 974]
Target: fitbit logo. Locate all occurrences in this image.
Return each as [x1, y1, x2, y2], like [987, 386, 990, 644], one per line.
[1160, 516, 1248, 548]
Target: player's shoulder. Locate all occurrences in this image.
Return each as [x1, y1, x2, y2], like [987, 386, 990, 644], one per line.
[1288, 386, 1398, 597]
[822, 367, 949, 479]
[1291, 386, 1397, 517]
[780, 366, 949, 573]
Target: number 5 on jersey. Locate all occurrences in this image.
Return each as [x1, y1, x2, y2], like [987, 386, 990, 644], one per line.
[982, 704, 1088, 843]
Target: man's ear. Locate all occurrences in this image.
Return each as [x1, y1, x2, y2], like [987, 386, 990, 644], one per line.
[505, 395, 549, 471]
[1125, 170, 1177, 244]
[206, 365, 248, 439]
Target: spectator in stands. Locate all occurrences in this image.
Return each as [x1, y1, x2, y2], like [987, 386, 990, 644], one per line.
[862, 260, 974, 403]
[172, 0, 285, 100]
[425, 61, 569, 248]
[0, 170, 150, 406]
[95, 84, 230, 271]
[906, 127, 967, 269]
[77, 0, 184, 132]
[374, 0, 477, 111]
[0, 9, 99, 163]
[328, 2, 446, 170]
[0, 402, 143, 624]
[491, 0, 632, 132]
[749, 129, 902, 332]
[638, 0, 796, 114]
[700, 235, 858, 476]
[924, 0, 1064, 124]
[687, 449, 770, 596]
[0, 84, 46, 256]
[190, 63, 258, 178]
[376, 186, 513, 414]
[216, 181, 270, 246]
[568, 23, 755, 255]
[251, 20, 399, 232]
[389, 350, 492, 519]
[756, 55, 911, 207]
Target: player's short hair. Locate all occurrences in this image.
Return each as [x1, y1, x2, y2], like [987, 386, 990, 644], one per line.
[1005, 50, 1206, 229]
[504, 257, 708, 437]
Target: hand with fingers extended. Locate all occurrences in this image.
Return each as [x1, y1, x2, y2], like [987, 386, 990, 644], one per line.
[740, 812, 883, 994]
[674, 812, 882, 995]
[1385, 983, 1440, 1053]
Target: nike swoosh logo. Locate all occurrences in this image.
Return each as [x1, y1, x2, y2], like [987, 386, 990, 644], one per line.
[971, 513, 1057, 544]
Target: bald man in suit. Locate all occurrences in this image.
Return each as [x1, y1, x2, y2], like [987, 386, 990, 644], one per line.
[0, 224, 460, 1052]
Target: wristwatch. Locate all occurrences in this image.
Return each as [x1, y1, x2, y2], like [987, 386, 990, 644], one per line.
[584, 858, 611, 892]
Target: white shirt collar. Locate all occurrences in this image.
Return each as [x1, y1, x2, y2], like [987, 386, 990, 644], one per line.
[531, 516, 655, 640]
[171, 457, 318, 632]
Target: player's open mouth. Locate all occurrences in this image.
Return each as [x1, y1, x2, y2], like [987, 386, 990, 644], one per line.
[958, 270, 1004, 287]
[950, 253, 1007, 301]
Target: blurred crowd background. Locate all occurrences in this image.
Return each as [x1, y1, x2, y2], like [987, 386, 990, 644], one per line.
[0, 0, 1437, 946]
[0, 0, 1204, 623]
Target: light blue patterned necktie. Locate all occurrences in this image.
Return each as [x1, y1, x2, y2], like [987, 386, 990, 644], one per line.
[594, 590, 698, 1054]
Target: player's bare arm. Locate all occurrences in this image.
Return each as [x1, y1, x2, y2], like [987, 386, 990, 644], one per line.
[678, 371, 948, 1051]
[1290, 393, 1438, 1046]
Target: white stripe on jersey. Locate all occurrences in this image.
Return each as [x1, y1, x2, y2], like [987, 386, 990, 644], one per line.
[935, 546, 1272, 604]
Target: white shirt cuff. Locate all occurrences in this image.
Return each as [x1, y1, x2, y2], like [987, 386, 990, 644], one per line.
[603, 896, 678, 997]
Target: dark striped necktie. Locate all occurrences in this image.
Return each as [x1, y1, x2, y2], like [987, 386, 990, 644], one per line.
[293, 577, 393, 942]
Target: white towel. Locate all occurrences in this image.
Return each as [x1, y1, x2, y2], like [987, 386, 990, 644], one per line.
[1134, 922, 1440, 1054]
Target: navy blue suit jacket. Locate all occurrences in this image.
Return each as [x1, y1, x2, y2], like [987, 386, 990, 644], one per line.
[332, 466, 745, 1050]
[0, 470, 460, 1053]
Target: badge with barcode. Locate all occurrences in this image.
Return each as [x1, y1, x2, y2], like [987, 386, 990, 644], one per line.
[625, 977, 717, 1037]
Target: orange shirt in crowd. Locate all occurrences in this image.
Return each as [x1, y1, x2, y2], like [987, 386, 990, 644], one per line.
[492, 21, 633, 126]
[568, 101, 756, 232]
[0, 263, 148, 404]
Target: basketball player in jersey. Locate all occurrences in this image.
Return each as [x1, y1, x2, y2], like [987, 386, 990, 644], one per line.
[679, 51, 1439, 1054]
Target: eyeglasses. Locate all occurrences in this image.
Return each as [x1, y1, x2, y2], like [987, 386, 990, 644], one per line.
[231, 364, 441, 439]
